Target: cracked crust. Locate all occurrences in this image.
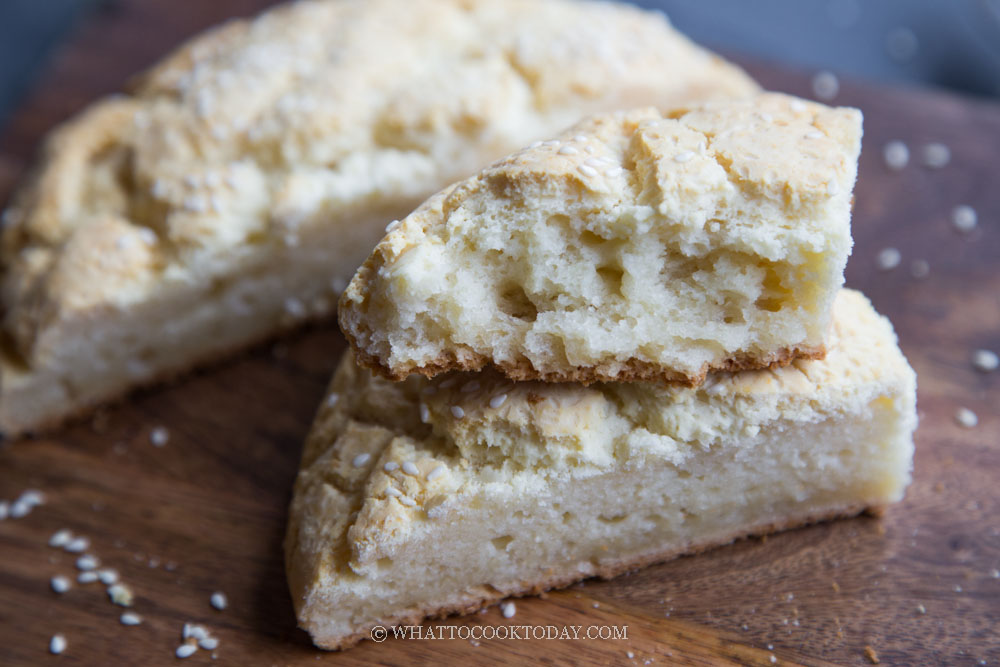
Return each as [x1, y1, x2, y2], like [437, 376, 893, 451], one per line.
[312, 502, 873, 650]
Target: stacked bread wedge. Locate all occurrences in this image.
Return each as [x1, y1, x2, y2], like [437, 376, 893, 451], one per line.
[286, 93, 918, 649]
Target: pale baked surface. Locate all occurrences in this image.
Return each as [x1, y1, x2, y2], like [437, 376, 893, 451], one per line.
[289, 289, 917, 650]
[340, 93, 860, 386]
[0, 0, 760, 436]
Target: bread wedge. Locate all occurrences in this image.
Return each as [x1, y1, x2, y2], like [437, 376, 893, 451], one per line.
[0, 0, 759, 437]
[288, 289, 916, 650]
[340, 94, 860, 386]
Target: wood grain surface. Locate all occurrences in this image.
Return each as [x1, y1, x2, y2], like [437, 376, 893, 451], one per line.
[1, 1, 999, 665]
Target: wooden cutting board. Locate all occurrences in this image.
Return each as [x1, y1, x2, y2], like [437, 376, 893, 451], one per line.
[1, 2, 998, 665]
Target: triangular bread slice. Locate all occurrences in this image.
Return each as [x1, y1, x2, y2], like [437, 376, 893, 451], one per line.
[288, 289, 916, 650]
[0, 0, 759, 437]
[340, 93, 860, 386]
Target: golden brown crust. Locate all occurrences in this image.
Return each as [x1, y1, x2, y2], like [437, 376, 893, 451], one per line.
[312, 502, 871, 650]
[346, 333, 826, 388]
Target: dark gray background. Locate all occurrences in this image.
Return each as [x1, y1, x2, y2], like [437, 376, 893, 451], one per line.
[0, 0, 998, 130]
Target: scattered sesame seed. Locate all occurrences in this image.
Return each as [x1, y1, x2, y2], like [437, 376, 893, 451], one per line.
[805, 130, 824, 139]
[427, 465, 446, 482]
[885, 27, 918, 62]
[812, 70, 839, 100]
[584, 158, 603, 168]
[916, 604, 926, 614]
[76, 555, 99, 571]
[439, 377, 457, 389]
[790, 99, 807, 113]
[199, 637, 219, 651]
[50, 634, 67, 655]
[673, 151, 694, 163]
[98, 569, 119, 585]
[461, 380, 480, 393]
[419, 403, 431, 424]
[121, 612, 142, 626]
[398, 496, 417, 507]
[951, 205, 977, 233]
[542, 140, 560, 147]
[910, 259, 929, 279]
[489, 394, 508, 409]
[352, 453, 371, 468]
[326, 393, 340, 407]
[883, 141, 909, 170]
[137, 228, 158, 245]
[558, 146, 578, 155]
[450, 405, 465, 419]
[9, 500, 30, 518]
[384, 486, 401, 498]
[501, 601, 516, 618]
[211, 591, 228, 610]
[955, 408, 978, 428]
[770, 656, 777, 664]
[383, 462, 400, 472]
[184, 624, 208, 641]
[627, 651, 635, 659]
[577, 164, 598, 177]
[972, 349, 999, 372]
[991, 569, 999, 578]
[108, 583, 134, 606]
[20, 489, 44, 507]
[65, 537, 90, 553]
[77, 572, 98, 584]
[284, 297, 307, 318]
[605, 167, 623, 177]
[385, 219, 400, 233]
[176, 644, 198, 659]
[402, 461, 419, 476]
[760, 112, 774, 122]
[528, 141, 543, 149]
[51, 576, 71, 594]
[876, 248, 901, 271]
[922, 143, 950, 168]
[150, 426, 169, 447]
[573, 135, 587, 142]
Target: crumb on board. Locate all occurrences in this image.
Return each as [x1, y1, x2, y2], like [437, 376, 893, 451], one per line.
[865, 645, 880, 664]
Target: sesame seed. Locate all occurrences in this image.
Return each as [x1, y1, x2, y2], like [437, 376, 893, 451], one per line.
[76, 555, 99, 571]
[528, 141, 543, 149]
[108, 583, 134, 606]
[876, 248, 901, 271]
[398, 496, 417, 507]
[673, 151, 694, 163]
[51, 576, 71, 593]
[910, 259, 929, 279]
[199, 637, 219, 651]
[9, 500, 30, 518]
[760, 112, 774, 122]
[450, 405, 466, 419]
[577, 164, 598, 177]
[805, 130, 824, 140]
[885, 27, 918, 63]
[439, 377, 457, 389]
[98, 569, 118, 585]
[917, 604, 926, 614]
[330, 276, 347, 293]
[501, 601, 516, 618]
[50, 634, 67, 655]
[402, 461, 419, 476]
[150, 426, 169, 447]
[461, 380, 480, 393]
[790, 99, 807, 112]
[573, 135, 587, 142]
[284, 297, 306, 318]
[922, 143, 950, 168]
[383, 461, 400, 472]
[176, 644, 198, 659]
[77, 572, 98, 584]
[558, 146, 578, 155]
[326, 393, 340, 407]
[972, 349, 999, 372]
[951, 205, 977, 233]
[542, 140, 560, 147]
[137, 228, 157, 245]
[769, 656, 777, 664]
[584, 158, 603, 168]
[121, 612, 142, 626]
[65, 537, 90, 553]
[489, 394, 508, 409]
[605, 167, 623, 177]
[20, 489, 44, 507]
[283, 233, 299, 247]
[955, 408, 978, 428]
[385, 219, 400, 233]
[419, 403, 431, 424]
[812, 70, 839, 100]
[427, 465, 446, 482]
[211, 591, 228, 610]
[184, 624, 208, 641]
[384, 486, 401, 498]
[352, 453, 371, 468]
[826, 181, 839, 195]
[883, 141, 909, 170]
